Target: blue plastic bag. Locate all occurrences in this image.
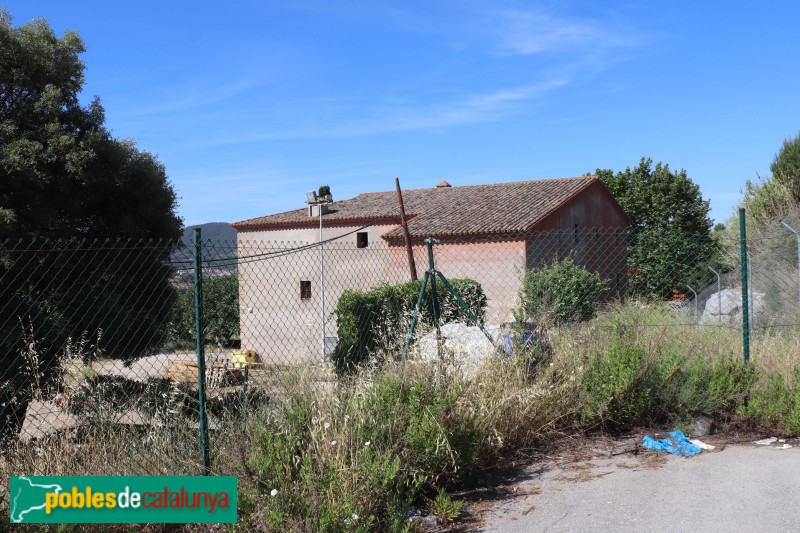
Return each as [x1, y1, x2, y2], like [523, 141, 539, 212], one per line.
[497, 332, 543, 357]
[641, 430, 702, 457]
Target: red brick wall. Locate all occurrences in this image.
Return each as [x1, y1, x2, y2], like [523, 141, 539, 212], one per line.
[388, 239, 526, 323]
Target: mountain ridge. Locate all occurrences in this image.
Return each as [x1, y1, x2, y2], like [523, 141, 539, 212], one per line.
[182, 222, 236, 242]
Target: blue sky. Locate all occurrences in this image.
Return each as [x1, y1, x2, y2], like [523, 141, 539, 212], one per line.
[5, 1, 800, 226]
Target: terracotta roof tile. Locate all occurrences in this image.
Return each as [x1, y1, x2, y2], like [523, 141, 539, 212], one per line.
[232, 176, 599, 239]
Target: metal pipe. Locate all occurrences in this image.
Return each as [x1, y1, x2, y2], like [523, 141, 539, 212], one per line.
[242, 365, 249, 414]
[193, 228, 210, 475]
[747, 251, 753, 328]
[686, 285, 698, 325]
[319, 200, 326, 361]
[779, 220, 800, 312]
[708, 266, 721, 323]
[403, 271, 430, 358]
[739, 208, 750, 364]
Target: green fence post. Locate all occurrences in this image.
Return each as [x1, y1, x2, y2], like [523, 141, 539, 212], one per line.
[193, 228, 211, 474]
[739, 208, 750, 364]
[403, 271, 430, 358]
[426, 238, 441, 338]
[242, 365, 249, 409]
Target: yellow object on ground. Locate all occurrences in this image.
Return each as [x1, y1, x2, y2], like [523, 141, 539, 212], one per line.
[232, 349, 258, 368]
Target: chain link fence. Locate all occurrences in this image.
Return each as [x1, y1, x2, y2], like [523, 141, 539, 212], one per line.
[1, 220, 798, 482]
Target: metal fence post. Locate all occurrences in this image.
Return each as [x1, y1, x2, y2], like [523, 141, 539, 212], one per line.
[686, 285, 697, 325]
[739, 208, 750, 364]
[746, 251, 754, 328]
[779, 220, 800, 312]
[242, 364, 249, 421]
[193, 228, 211, 474]
[708, 266, 721, 323]
[426, 238, 441, 338]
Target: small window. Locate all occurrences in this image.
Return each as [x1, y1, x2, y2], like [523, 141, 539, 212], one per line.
[574, 224, 580, 244]
[357, 232, 368, 248]
[300, 280, 311, 300]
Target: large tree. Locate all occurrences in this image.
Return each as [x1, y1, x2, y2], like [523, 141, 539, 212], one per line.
[771, 132, 800, 205]
[0, 12, 182, 440]
[0, 11, 180, 239]
[733, 132, 800, 228]
[596, 158, 715, 299]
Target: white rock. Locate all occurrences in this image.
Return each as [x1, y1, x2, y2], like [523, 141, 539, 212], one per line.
[416, 322, 502, 379]
[701, 288, 766, 324]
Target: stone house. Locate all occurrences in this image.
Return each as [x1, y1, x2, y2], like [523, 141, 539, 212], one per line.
[231, 176, 627, 364]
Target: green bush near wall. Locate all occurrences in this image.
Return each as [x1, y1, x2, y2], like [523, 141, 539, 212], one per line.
[521, 254, 606, 325]
[332, 278, 486, 374]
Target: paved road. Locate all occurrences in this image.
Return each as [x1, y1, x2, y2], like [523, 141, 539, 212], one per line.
[479, 441, 800, 532]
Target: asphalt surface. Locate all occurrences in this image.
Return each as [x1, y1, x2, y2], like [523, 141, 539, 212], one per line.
[479, 441, 800, 532]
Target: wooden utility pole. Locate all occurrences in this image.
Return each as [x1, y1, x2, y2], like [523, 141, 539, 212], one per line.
[395, 177, 418, 281]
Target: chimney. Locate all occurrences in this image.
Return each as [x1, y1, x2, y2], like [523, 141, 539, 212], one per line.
[436, 180, 451, 188]
[309, 204, 329, 217]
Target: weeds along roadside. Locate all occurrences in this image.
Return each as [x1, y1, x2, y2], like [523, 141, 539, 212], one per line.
[4, 304, 800, 530]
[223, 303, 800, 530]
[219, 354, 571, 531]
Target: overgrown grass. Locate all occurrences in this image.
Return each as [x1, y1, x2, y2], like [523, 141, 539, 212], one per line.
[5, 303, 800, 530]
[226, 355, 567, 531]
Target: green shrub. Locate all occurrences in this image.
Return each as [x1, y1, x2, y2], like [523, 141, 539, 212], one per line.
[580, 337, 755, 431]
[745, 368, 800, 433]
[521, 254, 606, 325]
[243, 372, 481, 531]
[428, 488, 463, 524]
[580, 343, 652, 429]
[332, 278, 486, 374]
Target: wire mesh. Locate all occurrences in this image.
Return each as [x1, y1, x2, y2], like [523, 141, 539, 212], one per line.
[2, 224, 798, 479]
[0, 239, 203, 477]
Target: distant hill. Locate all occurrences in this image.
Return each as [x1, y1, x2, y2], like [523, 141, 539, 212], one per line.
[172, 222, 238, 272]
[182, 222, 236, 242]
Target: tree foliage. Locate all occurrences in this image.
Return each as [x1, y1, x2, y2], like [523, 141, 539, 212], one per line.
[734, 133, 800, 228]
[0, 12, 180, 240]
[715, 132, 800, 288]
[771, 132, 800, 205]
[712, 132, 800, 269]
[0, 12, 182, 440]
[169, 274, 240, 348]
[596, 157, 715, 299]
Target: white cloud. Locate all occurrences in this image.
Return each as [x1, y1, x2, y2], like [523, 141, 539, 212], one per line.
[119, 3, 648, 150]
[490, 7, 640, 57]
[177, 76, 570, 147]
[120, 75, 266, 116]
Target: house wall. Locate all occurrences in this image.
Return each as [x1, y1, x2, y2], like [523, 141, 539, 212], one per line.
[235, 182, 627, 365]
[236, 226, 527, 365]
[524, 181, 628, 296]
[236, 224, 401, 365]
[386, 239, 526, 323]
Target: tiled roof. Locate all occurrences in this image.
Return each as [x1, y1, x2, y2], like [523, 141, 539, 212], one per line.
[232, 176, 601, 239]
